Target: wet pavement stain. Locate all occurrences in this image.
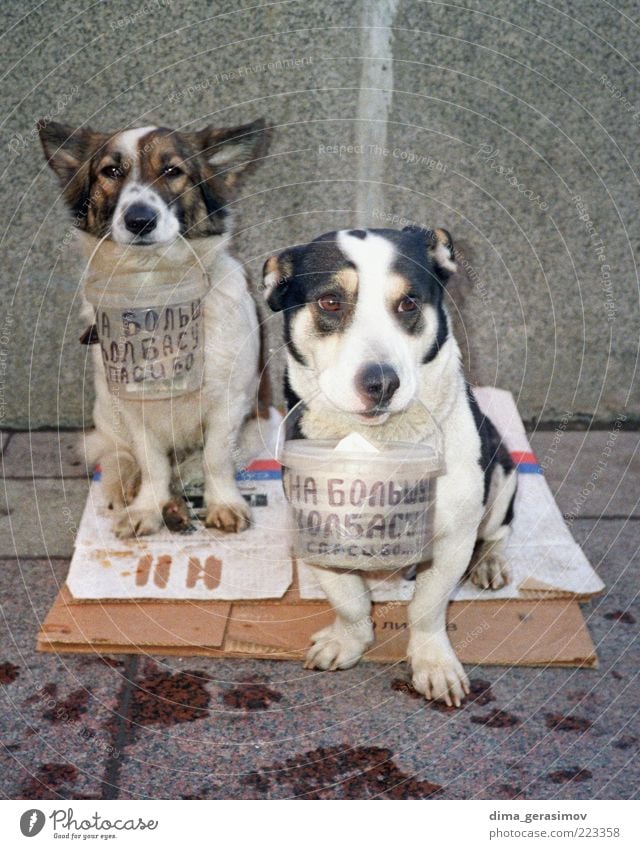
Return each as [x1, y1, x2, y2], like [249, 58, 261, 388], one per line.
[20, 762, 79, 800]
[603, 610, 636, 624]
[24, 683, 57, 706]
[243, 746, 443, 799]
[391, 678, 422, 699]
[243, 770, 271, 793]
[487, 782, 526, 799]
[471, 709, 521, 728]
[222, 683, 283, 711]
[545, 713, 592, 732]
[180, 785, 219, 799]
[467, 678, 495, 706]
[94, 656, 126, 669]
[612, 735, 637, 750]
[126, 668, 210, 728]
[43, 688, 92, 723]
[548, 767, 593, 784]
[0, 662, 20, 684]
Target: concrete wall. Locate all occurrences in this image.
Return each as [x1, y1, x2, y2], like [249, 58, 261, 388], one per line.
[1, 0, 638, 428]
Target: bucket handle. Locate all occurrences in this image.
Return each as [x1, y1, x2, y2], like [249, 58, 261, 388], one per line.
[275, 392, 445, 463]
[83, 232, 213, 295]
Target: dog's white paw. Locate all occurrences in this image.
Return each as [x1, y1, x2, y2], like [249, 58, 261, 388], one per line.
[113, 506, 164, 539]
[205, 500, 251, 533]
[304, 621, 373, 671]
[469, 552, 510, 590]
[411, 648, 470, 707]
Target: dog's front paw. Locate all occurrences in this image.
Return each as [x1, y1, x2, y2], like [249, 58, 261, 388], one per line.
[410, 648, 470, 708]
[113, 506, 164, 539]
[205, 500, 251, 533]
[469, 551, 510, 590]
[304, 620, 373, 671]
[162, 498, 191, 532]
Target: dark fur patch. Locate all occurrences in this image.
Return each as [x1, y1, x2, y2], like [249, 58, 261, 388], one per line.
[283, 372, 305, 439]
[466, 384, 515, 507]
[422, 301, 449, 363]
[502, 489, 516, 526]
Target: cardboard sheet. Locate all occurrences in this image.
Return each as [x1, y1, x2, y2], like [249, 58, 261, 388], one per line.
[41, 387, 602, 668]
[38, 585, 597, 668]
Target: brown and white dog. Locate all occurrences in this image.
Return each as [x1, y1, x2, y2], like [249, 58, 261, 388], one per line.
[40, 119, 270, 537]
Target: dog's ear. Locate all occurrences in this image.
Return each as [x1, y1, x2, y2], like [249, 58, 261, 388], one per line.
[196, 118, 270, 187]
[39, 121, 101, 185]
[403, 225, 457, 279]
[262, 250, 296, 312]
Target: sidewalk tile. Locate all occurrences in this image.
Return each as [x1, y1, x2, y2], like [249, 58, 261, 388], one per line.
[529, 431, 639, 518]
[2, 431, 86, 478]
[0, 479, 89, 558]
[0, 558, 133, 800]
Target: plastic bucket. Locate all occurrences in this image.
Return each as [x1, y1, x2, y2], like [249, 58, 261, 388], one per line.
[279, 402, 446, 571]
[83, 237, 210, 400]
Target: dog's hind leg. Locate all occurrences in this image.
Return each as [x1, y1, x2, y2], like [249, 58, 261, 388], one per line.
[304, 567, 374, 671]
[469, 465, 517, 591]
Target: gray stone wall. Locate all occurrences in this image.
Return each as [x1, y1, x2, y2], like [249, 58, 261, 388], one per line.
[1, 0, 638, 428]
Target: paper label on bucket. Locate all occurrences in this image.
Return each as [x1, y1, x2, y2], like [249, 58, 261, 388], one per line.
[284, 469, 437, 570]
[96, 298, 204, 397]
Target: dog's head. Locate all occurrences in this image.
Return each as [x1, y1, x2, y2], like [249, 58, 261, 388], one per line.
[39, 119, 269, 245]
[263, 227, 456, 421]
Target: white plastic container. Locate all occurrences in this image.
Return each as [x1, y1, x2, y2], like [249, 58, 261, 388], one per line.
[83, 238, 210, 399]
[280, 404, 446, 571]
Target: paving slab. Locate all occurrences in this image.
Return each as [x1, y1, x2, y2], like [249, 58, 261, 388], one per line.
[529, 431, 640, 518]
[0, 478, 89, 559]
[0, 558, 128, 800]
[2, 430, 86, 478]
[111, 519, 638, 800]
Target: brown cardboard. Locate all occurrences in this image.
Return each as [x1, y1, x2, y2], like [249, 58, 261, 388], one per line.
[40, 587, 230, 649]
[38, 586, 597, 668]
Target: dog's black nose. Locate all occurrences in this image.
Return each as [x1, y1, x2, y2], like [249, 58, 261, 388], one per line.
[124, 203, 157, 236]
[356, 363, 400, 408]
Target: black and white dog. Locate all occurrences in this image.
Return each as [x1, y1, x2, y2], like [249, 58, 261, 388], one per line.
[263, 226, 517, 706]
[40, 119, 270, 537]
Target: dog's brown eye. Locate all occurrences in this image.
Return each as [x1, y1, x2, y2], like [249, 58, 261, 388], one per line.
[162, 165, 183, 178]
[101, 165, 122, 180]
[398, 296, 419, 313]
[318, 294, 342, 312]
